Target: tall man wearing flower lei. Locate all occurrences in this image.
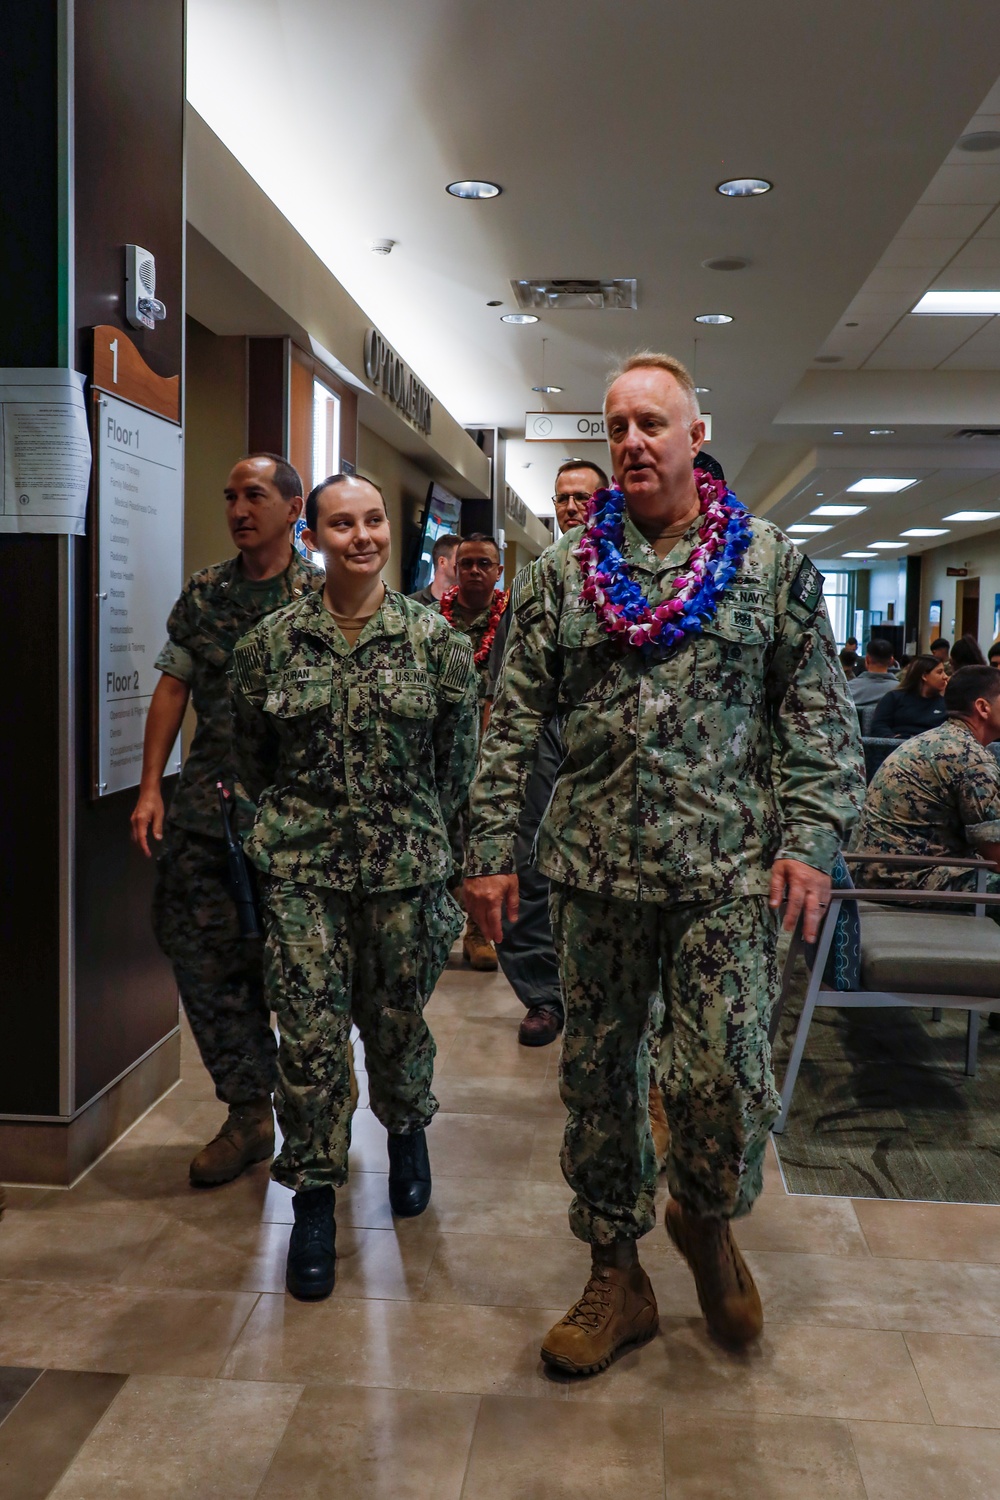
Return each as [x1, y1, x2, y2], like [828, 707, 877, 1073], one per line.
[465, 353, 864, 1374]
[434, 533, 509, 970]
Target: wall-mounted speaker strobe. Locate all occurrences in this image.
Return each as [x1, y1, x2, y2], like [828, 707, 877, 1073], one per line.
[125, 245, 167, 330]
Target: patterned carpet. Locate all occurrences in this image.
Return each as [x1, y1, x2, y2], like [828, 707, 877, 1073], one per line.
[770, 964, 1000, 1204]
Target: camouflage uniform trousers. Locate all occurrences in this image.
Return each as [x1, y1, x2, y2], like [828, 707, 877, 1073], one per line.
[152, 825, 278, 1106]
[262, 878, 464, 1192]
[549, 883, 781, 1243]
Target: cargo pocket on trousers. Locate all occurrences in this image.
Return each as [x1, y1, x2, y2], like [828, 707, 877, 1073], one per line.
[418, 885, 465, 1000]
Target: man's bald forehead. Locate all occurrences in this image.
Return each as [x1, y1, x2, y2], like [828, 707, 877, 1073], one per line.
[604, 365, 696, 418]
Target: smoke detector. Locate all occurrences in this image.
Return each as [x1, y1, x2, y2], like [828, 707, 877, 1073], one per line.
[370, 238, 397, 255]
[511, 278, 637, 311]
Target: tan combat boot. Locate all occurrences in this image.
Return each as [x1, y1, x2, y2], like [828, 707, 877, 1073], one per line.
[648, 1083, 670, 1173]
[462, 917, 498, 972]
[540, 1241, 659, 1376]
[189, 1097, 274, 1187]
[665, 1198, 763, 1345]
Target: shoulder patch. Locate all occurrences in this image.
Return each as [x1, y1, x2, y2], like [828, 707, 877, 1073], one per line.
[511, 560, 543, 624]
[790, 556, 823, 614]
[231, 635, 266, 697]
[440, 631, 475, 699]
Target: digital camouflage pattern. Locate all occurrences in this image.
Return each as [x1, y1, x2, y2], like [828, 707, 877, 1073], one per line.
[431, 593, 508, 701]
[467, 512, 864, 897]
[551, 885, 780, 1239]
[152, 825, 277, 1104]
[156, 550, 323, 836]
[230, 589, 479, 891]
[263, 877, 462, 1191]
[853, 717, 1000, 891]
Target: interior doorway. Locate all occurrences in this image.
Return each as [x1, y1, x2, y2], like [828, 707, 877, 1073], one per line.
[956, 577, 980, 640]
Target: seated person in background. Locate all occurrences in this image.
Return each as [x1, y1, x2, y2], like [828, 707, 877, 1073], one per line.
[951, 633, 986, 672]
[989, 641, 1000, 668]
[848, 637, 898, 707]
[852, 665, 1000, 901]
[870, 653, 949, 739]
[839, 636, 859, 674]
[930, 637, 950, 667]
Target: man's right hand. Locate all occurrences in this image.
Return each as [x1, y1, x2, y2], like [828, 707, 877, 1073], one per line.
[131, 786, 165, 858]
[463, 873, 519, 945]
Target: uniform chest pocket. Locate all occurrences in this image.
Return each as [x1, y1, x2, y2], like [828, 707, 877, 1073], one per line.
[264, 671, 332, 717]
[557, 606, 624, 706]
[380, 684, 435, 721]
[691, 624, 766, 704]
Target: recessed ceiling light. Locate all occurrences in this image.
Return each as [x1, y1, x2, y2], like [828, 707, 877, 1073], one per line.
[486, 299, 502, 307]
[900, 528, 949, 537]
[786, 523, 832, 533]
[694, 313, 733, 324]
[812, 505, 867, 516]
[815, 492, 825, 497]
[845, 322, 859, 327]
[446, 179, 501, 199]
[959, 130, 1000, 152]
[833, 430, 844, 436]
[847, 477, 917, 493]
[869, 428, 895, 436]
[717, 178, 772, 196]
[531, 384, 563, 393]
[843, 552, 876, 559]
[702, 257, 749, 271]
[695, 385, 711, 394]
[869, 541, 907, 549]
[943, 510, 1000, 521]
[912, 290, 1000, 315]
[501, 313, 538, 324]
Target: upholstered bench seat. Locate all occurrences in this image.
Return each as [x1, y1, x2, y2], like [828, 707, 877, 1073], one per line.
[860, 910, 1000, 997]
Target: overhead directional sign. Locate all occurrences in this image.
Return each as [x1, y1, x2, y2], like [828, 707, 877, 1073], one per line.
[525, 410, 712, 442]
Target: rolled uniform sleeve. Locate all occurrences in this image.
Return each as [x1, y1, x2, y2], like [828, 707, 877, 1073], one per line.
[466, 558, 561, 875]
[433, 632, 479, 828]
[229, 628, 279, 807]
[957, 760, 1000, 846]
[154, 638, 194, 683]
[767, 553, 866, 873]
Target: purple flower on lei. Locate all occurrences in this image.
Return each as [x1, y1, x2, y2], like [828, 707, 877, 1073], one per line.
[573, 471, 753, 654]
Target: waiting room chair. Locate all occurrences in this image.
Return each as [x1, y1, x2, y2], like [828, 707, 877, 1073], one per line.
[770, 852, 1000, 1134]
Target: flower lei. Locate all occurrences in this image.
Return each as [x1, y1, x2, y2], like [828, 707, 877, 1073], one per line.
[574, 471, 753, 652]
[439, 585, 510, 666]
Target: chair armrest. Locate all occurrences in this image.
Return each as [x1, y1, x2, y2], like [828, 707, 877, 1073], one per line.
[847, 887, 1000, 906]
[846, 851, 996, 871]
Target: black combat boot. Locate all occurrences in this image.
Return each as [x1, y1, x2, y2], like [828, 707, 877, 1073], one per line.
[387, 1128, 432, 1217]
[285, 1185, 336, 1300]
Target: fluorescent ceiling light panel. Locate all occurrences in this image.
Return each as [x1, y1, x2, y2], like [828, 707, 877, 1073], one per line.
[787, 523, 831, 532]
[900, 528, 949, 537]
[843, 551, 876, 558]
[869, 541, 907, 549]
[811, 504, 866, 516]
[912, 290, 1000, 315]
[847, 478, 917, 493]
[943, 510, 1000, 521]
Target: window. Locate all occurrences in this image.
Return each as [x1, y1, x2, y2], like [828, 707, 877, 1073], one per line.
[819, 570, 851, 647]
[312, 380, 341, 489]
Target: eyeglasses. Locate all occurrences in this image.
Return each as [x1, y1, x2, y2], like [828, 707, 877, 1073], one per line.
[552, 492, 592, 506]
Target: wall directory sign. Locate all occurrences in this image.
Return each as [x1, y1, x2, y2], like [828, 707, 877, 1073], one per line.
[93, 392, 183, 796]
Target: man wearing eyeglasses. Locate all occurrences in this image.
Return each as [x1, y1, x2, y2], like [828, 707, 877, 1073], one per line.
[486, 459, 609, 1045]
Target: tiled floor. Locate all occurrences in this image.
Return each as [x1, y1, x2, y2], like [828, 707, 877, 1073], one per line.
[2, 958, 1000, 1498]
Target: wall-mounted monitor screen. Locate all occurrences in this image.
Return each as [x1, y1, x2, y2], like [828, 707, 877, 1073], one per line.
[407, 481, 462, 592]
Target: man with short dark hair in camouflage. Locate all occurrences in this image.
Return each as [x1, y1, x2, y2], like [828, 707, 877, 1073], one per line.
[466, 353, 863, 1375]
[131, 453, 322, 1187]
[231, 474, 478, 1302]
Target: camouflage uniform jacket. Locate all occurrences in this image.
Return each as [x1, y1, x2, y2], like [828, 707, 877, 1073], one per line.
[431, 592, 508, 702]
[156, 550, 323, 836]
[230, 588, 479, 892]
[465, 512, 864, 903]
[852, 718, 1000, 889]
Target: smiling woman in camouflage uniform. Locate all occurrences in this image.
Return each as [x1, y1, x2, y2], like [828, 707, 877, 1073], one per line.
[230, 474, 478, 1302]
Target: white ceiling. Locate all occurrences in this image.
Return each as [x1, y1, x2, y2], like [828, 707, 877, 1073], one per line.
[187, 1, 1000, 537]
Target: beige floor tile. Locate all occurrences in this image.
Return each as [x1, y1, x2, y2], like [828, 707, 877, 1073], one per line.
[561, 1320, 932, 1422]
[0, 1279, 259, 1377]
[257, 1385, 479, 1500]
[660, 1411, 867, 1499]
[428, 1071, 567, 1118]
[0, 1370, 127, 1500]
[744, 1250, 1000, 1335]
[348, 1108, 536, 1179]
[904, 1332, 1000, 1426]
[407, 1174, 572, 1237]
[0, 1207, 169, 1287]
[462, 1394, 664, 1499]
[735, 1193, 870, 1257]
[853, 1198, 1000, 1264]
[434, 1017, 551, 1079]
[221, 1293, 568, 1397]
[849, 1418, 1000, 1499]
[47, 1375, 302, 1500]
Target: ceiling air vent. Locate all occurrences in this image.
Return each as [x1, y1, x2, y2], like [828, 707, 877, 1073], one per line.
[511, 278, 637, 311]
[951, 427, 1000, 440]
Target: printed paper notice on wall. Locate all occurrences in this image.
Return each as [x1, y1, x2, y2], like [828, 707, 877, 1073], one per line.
[0, 369, 92, 535]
